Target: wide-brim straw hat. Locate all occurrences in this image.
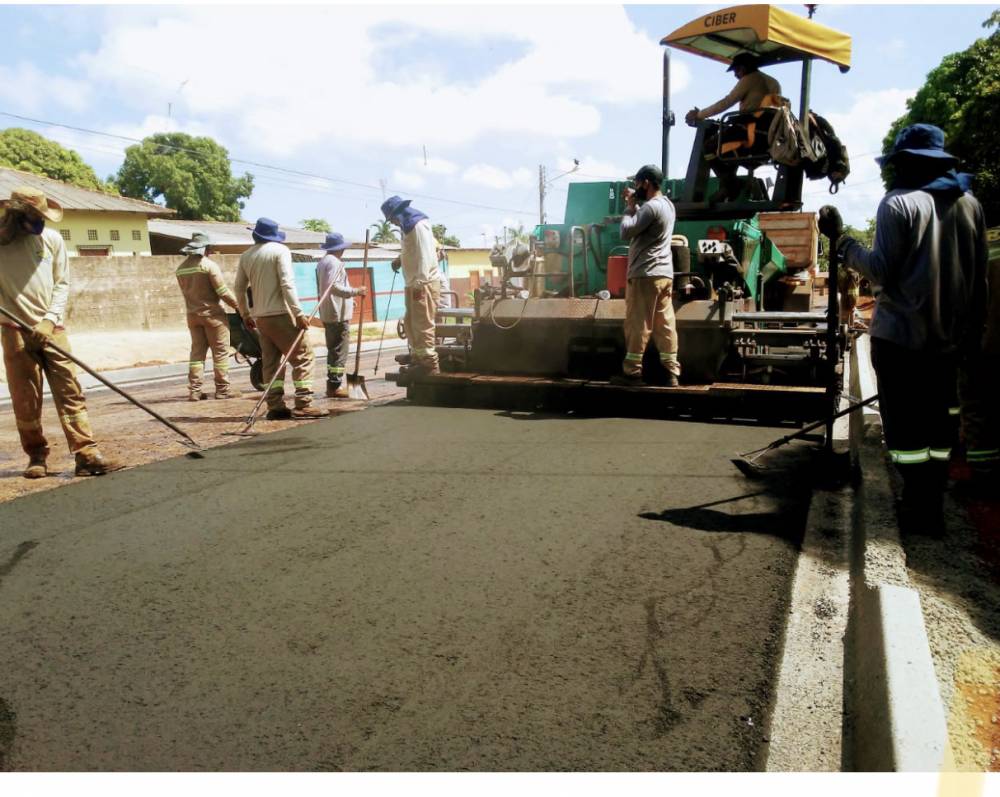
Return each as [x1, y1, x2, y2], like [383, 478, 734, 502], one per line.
[2, 186, 64, 222]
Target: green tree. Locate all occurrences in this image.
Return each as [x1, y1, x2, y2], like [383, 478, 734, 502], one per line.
[0, 128, 108, 191]
[431, 223, 460, 247]
[369, 219, 399, 244]
[299, 218, 331, 233]
[504, 223, 529, 244]
[114, 133, 253, 221]
[882, 11, 1000, 223]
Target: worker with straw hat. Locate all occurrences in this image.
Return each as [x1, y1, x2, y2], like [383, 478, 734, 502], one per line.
[0, 185, 122, 478]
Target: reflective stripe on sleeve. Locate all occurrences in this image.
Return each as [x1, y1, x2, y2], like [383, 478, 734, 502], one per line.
[948, 407, 961, 417]
[967, 449, 1000, 463]
[929, 448, 952, 461]
[889, 448, 930, 465]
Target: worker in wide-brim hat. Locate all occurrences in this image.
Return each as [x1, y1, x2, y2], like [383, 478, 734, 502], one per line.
[233, 218, 327, 419]
[0, 186, 122, 478]
[175, 230, 242, 401]
[315, 232, 367, 398]
[819, 123, 990, 529]
[381, 195, 441, 375]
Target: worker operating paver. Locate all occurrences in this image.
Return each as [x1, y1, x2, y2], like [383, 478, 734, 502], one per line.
[234, 218, 327, 420]
[821, 124, 988, 534]
[685, 52, 782, 205]
[612, 164, 680, 388]
[175, 231, 241, 401]
[0, 186, 121, 478]
[315, 232, 366, 398]
[381, 195, 441, 375]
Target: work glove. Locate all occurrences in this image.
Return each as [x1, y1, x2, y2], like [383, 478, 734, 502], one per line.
[391, 257, 402, 274]
[354, 286, 368, 297]
[30, 319, 55, 346]
[818, 205, 844, 240]
[295, 314, 311, 331]
[685, 108, 700, 127]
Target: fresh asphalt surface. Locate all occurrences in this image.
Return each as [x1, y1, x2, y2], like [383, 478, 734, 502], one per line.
[0, 403, 812, 771]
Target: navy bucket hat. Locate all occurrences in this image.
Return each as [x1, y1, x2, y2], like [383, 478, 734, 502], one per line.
[320, 232, 351, 252]
[248, 217, 286, 243]
[381, 195, 412, 221]
[876, 124, 959, 167]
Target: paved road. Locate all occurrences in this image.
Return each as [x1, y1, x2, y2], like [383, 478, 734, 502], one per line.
[0, 404, 811, 771]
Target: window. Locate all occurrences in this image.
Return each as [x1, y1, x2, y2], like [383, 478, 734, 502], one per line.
[87, 229, 98, 241]
[132, 230, 142, 241]
[110, 230, 120, 241]
[60, 229, 71, 241]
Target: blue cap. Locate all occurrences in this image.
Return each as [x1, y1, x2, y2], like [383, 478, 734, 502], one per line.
[247, 217, 286, 243]
[876, 124, 959, 167]
[320, 232, 351, 252]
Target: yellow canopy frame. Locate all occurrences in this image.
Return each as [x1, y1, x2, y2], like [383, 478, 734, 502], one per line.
[661, 4, 851, 71]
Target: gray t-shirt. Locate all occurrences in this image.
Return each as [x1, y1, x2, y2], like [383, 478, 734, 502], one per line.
[620, 194, 675, 279]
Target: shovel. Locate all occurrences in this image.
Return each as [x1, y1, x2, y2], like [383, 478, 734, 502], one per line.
[346, 230, 371, 400]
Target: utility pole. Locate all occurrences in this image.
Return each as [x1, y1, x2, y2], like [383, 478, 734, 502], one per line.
[538, 164, 547, 226]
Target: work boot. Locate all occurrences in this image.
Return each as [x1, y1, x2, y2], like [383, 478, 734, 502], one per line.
[23, 454, 48, 480]
[407, 362, 441, 378]
[898, 470, 945, 537]
[610, 373, 645, 387]
[291, 406, 329, 419]
[74, 450, 124, 477]
[325, 382, 343, 398]
[188, 391, 207, 402]
[265, 406, 293, 420]
[395, 352, 413, 366]
[215, 389, 242, 400]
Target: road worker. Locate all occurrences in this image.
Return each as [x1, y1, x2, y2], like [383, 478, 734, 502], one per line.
[382, 196, 441, 375]
[0, 186, 121, 478]
[175, 231, 241, 401]
[820, 124, 988, 534]
[611, 164, 680, 388]
[957, 224, 1000, 491]
[234, 218, 327, 420]
[315, 232, 366, 398]
[685, 52, 783, 204]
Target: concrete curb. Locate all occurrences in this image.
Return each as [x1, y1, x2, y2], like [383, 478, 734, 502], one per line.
[843, 334, 948, 771]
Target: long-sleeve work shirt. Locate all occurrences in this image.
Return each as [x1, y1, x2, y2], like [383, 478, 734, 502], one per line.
[0, 228, 69, 327]
[234, 241, 303, 320]
[620, 194, 675, 280]
[316, 254, 359, 324]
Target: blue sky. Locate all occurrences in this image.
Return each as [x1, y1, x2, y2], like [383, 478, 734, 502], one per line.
[0, 3, 995, 242]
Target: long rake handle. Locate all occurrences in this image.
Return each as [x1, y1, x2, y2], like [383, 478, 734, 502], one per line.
[0, 305, 201, 450]
[744, 393, 880, 458]
[373, 268, 397, 375]
[351, 230, 370, 379]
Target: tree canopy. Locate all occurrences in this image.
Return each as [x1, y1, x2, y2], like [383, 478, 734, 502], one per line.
[0, 128, 108, 191]
[431, 223, 460, 247]
[113, 133, 254, 221]
[300, 218, 331, 233]
[883, 11, 1000, 223]
[369, 219, 398, 244]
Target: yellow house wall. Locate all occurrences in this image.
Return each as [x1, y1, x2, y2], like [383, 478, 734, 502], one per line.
[446, 249, 495, 279]
[56, 211, 153, 256]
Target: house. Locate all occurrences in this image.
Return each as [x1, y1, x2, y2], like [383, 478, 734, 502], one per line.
[148, 219, 329, 255]
[291, 243, 404, 323]
[0, 166, 175, 256]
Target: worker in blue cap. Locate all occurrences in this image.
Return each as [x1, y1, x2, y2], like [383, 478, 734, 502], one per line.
[820, 124, 989, 533]
[381, 196, 441, 375]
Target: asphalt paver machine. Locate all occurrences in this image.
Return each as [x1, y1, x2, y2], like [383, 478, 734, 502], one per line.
[391, 4, 854, 425]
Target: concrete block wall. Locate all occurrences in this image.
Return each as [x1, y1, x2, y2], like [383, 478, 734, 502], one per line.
[65, 254, 244, 332]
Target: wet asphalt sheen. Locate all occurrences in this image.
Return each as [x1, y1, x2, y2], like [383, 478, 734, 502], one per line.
[0, 404, 810, 771]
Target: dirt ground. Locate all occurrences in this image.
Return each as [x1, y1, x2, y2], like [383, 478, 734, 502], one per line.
[0, 348, 403, 503]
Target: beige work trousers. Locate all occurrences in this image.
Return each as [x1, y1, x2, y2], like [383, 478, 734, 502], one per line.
[404, 282, 440, 368]
[623, 277, 680, 378]
[254, 314, 315, 410]
[187, 312, 231, 395]
[1, 326, 97, 458]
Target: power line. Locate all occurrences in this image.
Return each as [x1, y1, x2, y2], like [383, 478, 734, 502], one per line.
[0, 110, 536, 217]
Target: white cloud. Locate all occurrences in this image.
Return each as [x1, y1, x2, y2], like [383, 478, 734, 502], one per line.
[0, 62, 92, 115]
[391, 169, 426, 190]
[801, 88, 915, 226]
[463, 163, 534, 190]
[70, 5, 680, 157]
[419, 157, 459, 176]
